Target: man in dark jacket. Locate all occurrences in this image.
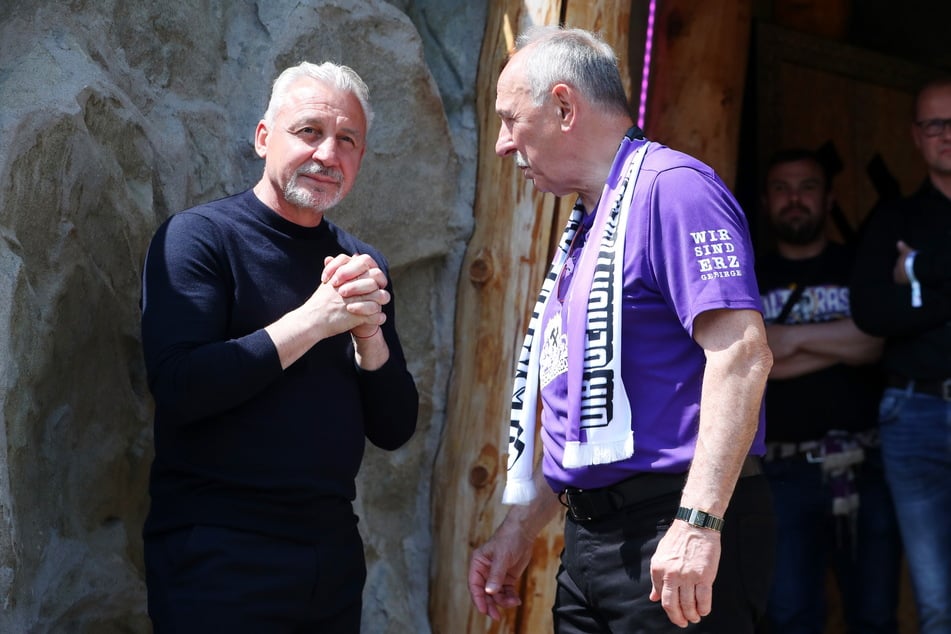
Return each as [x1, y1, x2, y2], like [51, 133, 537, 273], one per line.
[851, 78, 951, 634]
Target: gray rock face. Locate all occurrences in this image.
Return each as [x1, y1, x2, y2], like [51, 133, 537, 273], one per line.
[0, 0, 482, 631]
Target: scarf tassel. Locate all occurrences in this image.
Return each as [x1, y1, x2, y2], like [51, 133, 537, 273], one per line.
[501, 478, 537, 505]
[563, 432, 635, 469]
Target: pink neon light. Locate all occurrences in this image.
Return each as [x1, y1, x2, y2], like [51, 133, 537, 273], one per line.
[637, 0, 657, 130]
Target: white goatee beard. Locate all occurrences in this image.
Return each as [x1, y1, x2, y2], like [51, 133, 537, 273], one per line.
[284, 165, 344, 211]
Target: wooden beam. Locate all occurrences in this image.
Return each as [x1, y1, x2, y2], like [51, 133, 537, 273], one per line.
[644, 0, 753, 188]
[428, 0, 561, 631]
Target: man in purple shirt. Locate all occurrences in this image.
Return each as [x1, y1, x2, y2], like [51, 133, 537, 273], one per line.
[468, 26, 775, 633]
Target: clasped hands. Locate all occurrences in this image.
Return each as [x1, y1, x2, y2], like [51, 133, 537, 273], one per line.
[317, 253, 390, 339]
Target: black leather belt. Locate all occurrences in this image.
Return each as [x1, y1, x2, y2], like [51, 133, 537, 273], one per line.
[888, 374, 951, 401]
[559, 455, 762, 523]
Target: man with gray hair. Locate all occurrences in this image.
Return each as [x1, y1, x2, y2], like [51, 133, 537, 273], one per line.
[140, 61, 418, 633]
[468, 26, 775, 632]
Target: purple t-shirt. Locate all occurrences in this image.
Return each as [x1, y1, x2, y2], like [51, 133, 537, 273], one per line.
[539, 139, 766, 491]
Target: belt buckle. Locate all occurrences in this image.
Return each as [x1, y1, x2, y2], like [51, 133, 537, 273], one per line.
[559, 489, 594, 522]
[943, 379, 951, 402]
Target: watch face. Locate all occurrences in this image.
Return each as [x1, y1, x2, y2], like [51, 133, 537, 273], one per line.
[676, 506, 723, 531]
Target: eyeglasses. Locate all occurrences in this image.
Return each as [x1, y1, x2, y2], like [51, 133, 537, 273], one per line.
[915, 118, 951, 137]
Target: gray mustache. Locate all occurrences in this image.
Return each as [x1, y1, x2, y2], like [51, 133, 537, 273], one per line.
[297, 165, 343, 182]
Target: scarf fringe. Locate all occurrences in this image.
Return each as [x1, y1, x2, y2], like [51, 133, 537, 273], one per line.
[501, 478, 537, 505]
[563, 432, 635, 468]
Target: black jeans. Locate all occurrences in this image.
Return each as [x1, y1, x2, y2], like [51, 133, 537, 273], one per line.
[553, 474, 776, 633]
[145, 524, 365, 634]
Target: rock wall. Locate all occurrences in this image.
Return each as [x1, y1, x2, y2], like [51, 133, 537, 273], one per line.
[0, 0, 483, 631]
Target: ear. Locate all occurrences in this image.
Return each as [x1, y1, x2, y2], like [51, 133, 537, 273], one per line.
[254, 120, 269, 158]
[551, 83, 576, 131]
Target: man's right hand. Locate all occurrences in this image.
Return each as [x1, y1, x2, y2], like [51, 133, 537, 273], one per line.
[892, 240, 916, 285]
[468, 469, 563, 619]
[467, 526, 533, 620]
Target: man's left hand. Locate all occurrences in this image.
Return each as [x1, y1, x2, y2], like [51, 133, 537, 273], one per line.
[648, 521, 721, 628]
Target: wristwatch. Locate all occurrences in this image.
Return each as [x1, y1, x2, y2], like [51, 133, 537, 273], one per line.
[675, 506, 724, 532]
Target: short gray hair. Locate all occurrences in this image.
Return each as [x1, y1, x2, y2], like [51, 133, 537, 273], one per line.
[514, 26, 630, 117]
[263, 61, 374, 132]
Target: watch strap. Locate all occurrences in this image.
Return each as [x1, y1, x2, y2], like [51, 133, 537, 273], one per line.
[675, 506, 724, 532]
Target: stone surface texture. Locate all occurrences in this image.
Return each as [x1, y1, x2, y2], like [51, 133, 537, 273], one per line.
[0, 0, 483, 631]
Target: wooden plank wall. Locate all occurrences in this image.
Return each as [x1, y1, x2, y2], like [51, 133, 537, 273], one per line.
[429, 2, 752, 633]
[645, 1, 753, 188]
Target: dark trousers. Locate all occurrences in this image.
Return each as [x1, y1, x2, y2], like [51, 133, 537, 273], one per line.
[553, 474, 776, 633]
[144, 524, 365, 634]
[761, 449, 902, 634]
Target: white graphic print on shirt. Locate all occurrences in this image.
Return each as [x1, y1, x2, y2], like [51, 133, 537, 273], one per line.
[761, 284, 850, 325]
[539, 310, 568, 388]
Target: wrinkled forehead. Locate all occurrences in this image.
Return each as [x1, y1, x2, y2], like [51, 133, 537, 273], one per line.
[280, 78, 366, 128]
[496, 55, 535, 111]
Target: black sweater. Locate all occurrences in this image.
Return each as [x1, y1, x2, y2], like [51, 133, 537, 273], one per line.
[850, 179, 951, 379]
[140, 190, 418, 542]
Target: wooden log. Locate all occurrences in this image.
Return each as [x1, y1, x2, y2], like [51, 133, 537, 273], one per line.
[429, 2, 632, 633]
[428, 0, 563, 632]
[645, 0, 753, 188]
